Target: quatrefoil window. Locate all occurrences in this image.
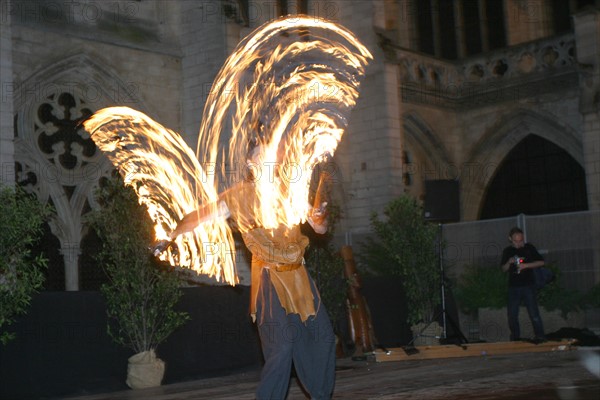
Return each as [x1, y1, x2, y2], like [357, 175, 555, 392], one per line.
[35, 92, 95, 170]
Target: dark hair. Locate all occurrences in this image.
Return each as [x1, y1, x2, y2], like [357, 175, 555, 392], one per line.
[508, 227, 523, 237]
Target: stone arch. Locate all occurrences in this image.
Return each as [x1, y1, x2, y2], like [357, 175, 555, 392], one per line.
[402, 112, 453, 199]
[461, 109, 583, 220]
[13, 53, 147, 290]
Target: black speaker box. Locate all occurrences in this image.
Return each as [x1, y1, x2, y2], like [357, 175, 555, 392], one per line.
[424, 180, 460, 222]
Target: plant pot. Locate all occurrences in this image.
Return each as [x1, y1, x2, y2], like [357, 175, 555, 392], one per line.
[126, 350, 165, 389]
[411, 321, 442, 346]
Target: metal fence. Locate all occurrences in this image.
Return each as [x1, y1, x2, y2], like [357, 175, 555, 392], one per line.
[342, 210, 600, 339]
[441, 210, 600, 293]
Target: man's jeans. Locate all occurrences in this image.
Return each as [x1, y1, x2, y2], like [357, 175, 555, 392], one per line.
[507, 285, 545, 340]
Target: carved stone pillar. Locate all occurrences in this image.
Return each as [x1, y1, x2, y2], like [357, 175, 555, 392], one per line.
[15, 78, 114, 291]
[504, 0, 554, 45]
[0, 0, 14, 186]
[454, 0, 467, 57]
[574, 9, 600, 211]
[574, 8, 600, 284]
[430, 0, 441, 57]
[60, 245, 82, 291]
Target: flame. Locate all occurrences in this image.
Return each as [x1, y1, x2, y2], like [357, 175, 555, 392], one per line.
[199, 16, 372, 231]
[84, 107, 236, 284]
[84, 16, 372, 285]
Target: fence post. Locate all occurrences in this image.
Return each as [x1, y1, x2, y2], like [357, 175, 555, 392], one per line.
[517, 213, 526, 240]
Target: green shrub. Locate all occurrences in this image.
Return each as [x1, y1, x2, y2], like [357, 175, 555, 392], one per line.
[86, 176, 189, 354]
[360, 195, 440, 326]
[581, 283, 600, 309]
[304, 243, 348, 330]
[454, 264, 507, 314]
[303, 199, 349, 331]
[454, 263, 584, 317]
[0, 185, 53, 344]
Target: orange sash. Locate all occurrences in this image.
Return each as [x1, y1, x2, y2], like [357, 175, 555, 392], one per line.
[244, 225, 315, 322]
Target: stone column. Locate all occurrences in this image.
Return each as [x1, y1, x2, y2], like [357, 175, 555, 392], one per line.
[179, 0, 228, 146]
[396, 0, 420, 50]
[60, 244, 81, 291]
[0, 0, 14, 186]
[574, 9, 600, 211]
[477, 0, 489, 53]
[504, 0, 554, 45]
[339, 0, 404, 235]
[574, 9, 600, 284]
[454, 0, 467, 58]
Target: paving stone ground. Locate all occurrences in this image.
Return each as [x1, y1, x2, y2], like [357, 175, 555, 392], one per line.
[64, 347, 600, 400]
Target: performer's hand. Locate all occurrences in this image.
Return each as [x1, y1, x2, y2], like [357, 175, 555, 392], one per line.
[150, 239, 172, 257]
[308, 202, 329, 234]
[311, 201, 328, 221]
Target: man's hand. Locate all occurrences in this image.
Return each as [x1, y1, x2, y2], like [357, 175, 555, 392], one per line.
[308, 201, 329, 234]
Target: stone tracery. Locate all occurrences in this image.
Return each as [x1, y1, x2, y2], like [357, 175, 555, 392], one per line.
[13, 56, 142, 290]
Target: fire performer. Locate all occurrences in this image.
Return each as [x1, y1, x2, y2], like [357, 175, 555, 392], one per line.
[86, 15, 373, 399]
[155, 145, 336, 400]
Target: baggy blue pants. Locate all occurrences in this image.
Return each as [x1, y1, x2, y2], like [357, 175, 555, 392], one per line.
[255, 268, 336, 400]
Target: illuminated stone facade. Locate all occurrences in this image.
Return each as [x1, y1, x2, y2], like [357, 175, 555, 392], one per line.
[1, 0, 598, 288]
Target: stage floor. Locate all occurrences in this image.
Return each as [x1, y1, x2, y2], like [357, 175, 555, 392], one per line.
[65, 342, 599, 400]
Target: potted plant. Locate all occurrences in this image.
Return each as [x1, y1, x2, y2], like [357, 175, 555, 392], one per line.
[360, 195, 441, 344]
[0, 185, 53, 345]
[453, 264, 508, 315]
[86, 176, 189, 389]
[582, 283, 600, 310]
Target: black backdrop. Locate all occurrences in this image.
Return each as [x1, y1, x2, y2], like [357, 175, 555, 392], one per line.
[0, 286, 262, 400]
[0, 278, 416, 399]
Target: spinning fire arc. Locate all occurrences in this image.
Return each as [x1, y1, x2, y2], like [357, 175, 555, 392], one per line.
[84, 15, 373, 285]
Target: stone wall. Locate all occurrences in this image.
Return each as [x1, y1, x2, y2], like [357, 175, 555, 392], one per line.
[336, 0, 405, 235]
[0, 0, 14, 186]
[2, 0, 599, 287]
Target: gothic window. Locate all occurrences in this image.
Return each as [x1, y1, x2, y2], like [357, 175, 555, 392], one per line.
[15, 86, 113, 291]
[36, 222, 65, 291]
[79, 226, 109, 291]
[486, 0, 506, 50]
[480, 134, 588, 219]
[35, 92, 95, 172]
[416, 0, 435, 55]
[415, 0, 506, 59]
[463, 0, 482, 55]
[439, 0, 458, 59]
[552, 0, 598, 34]
[275, 0, 308, 16]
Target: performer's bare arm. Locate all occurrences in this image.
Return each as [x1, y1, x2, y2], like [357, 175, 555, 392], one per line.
[151, 188, 234, 256]
[153, 170, 330, 254]
[307, 171, 331, 234]
[169, 200, 230, 239]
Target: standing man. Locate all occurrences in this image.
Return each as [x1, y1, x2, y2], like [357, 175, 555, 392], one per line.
[500, 227, 546, 342]
[159, 147, 336, 399]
